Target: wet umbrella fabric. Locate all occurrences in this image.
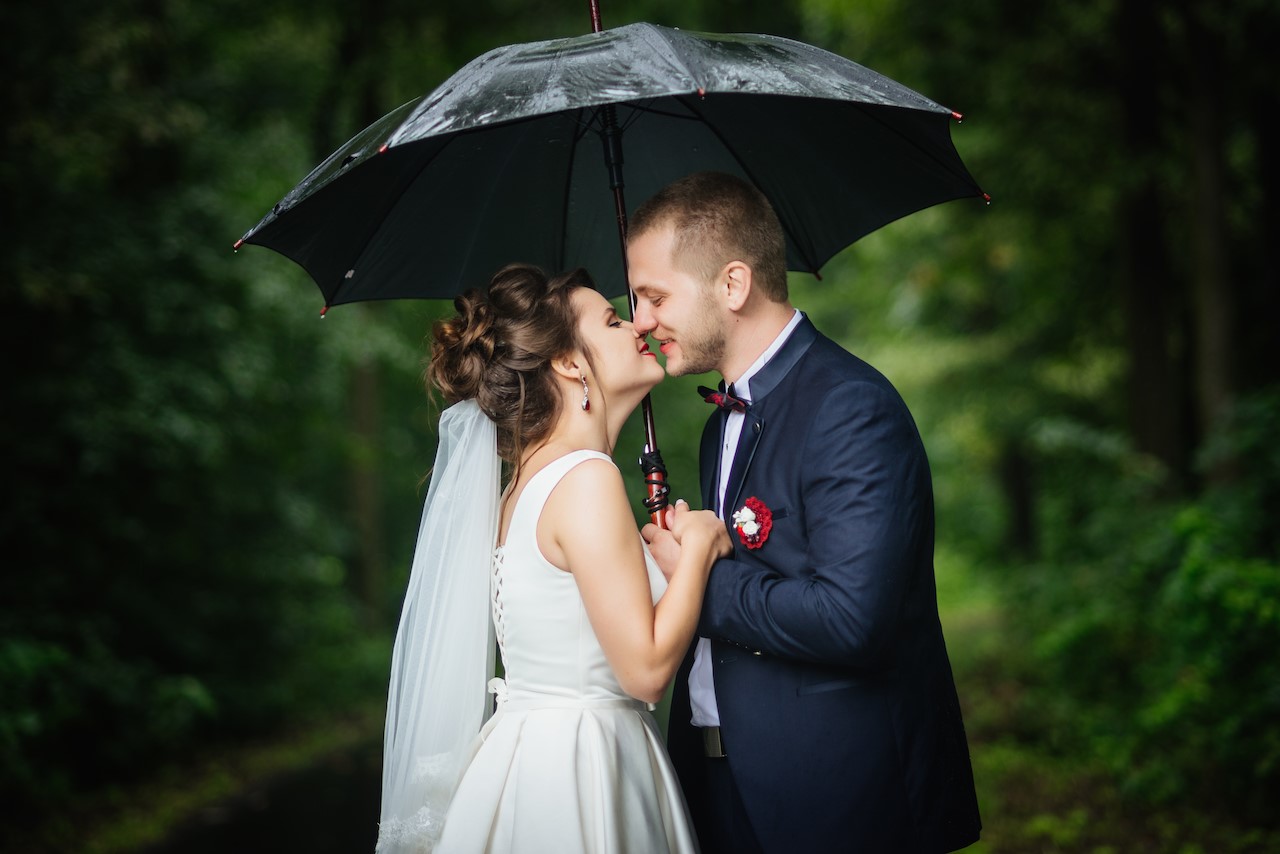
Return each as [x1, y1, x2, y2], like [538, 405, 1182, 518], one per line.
[238, 22, 983, 308]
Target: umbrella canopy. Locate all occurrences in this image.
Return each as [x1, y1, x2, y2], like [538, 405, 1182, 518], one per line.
[238, 22, 984, 307]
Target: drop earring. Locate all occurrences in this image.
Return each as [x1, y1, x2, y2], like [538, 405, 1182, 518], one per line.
[580, 375, 590, 412]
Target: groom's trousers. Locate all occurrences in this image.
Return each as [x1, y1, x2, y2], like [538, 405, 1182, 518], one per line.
[690, 752, 764, 854]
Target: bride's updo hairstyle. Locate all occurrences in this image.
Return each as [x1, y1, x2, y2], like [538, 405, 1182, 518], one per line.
[430, 263, 597, 466]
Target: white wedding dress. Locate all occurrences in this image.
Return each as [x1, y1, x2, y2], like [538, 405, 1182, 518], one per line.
[435, 450, 699, 853]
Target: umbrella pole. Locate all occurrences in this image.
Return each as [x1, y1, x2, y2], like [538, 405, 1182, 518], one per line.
[589, 0, 671, 528]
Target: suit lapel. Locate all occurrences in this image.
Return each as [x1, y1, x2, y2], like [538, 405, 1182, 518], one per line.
[698, 412, 721, 512]
[719, 315, 819, 517]
[724, 409, 765, 517]
[747, 316, 817, 402]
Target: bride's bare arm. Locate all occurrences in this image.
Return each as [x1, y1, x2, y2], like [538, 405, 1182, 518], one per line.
[540, 459, 729, 704]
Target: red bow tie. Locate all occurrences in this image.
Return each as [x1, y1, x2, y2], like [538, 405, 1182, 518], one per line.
[698, 384, 748, 413]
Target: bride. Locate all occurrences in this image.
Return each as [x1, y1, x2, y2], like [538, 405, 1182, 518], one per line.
[377, 264, 730, 853]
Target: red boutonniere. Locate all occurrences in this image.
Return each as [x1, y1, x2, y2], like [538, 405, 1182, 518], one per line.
[732, 497, 773, 550]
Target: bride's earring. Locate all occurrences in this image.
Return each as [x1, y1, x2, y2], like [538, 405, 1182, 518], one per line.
[580, 375, 590, 412]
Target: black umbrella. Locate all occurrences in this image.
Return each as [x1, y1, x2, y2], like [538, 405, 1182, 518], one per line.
[236, 8, 985, 520]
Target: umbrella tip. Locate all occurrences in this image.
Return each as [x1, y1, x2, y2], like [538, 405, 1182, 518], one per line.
[320, 305, 330, 318]
[951, 110, 964, 122]
[379, 143, 389, 154]
[698, 87, 706, 98]
[982, 192, 992, 205]
[813, 269, 823, 282]
[233, 238, 244, 251]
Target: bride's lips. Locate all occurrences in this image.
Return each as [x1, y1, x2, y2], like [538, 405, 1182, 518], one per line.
[639, 341, 657, 358]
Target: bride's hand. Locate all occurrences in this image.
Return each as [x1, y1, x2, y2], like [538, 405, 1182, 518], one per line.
[669, 500, 732, 562]
[641, 507, 681, 582]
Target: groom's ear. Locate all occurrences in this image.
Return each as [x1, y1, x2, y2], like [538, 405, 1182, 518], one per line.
[723, 260, 752, 312]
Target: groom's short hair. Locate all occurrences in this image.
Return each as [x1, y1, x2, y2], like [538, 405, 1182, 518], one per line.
[630, 172, 788, 303]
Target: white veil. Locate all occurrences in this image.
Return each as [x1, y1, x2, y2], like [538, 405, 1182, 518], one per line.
[376, 399, 500, 853]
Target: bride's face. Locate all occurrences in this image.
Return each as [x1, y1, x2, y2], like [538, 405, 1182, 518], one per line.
[571, 288, 664, 403]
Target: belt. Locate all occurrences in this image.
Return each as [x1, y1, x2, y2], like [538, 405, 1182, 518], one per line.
[700, 725, 727, 759]
[487, 678, 649, 713]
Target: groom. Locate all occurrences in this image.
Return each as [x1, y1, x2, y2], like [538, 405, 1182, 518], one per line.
[632, 172, 981, 853]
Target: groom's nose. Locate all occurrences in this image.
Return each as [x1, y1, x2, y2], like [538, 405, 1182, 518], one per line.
[632, 299, 656, 336]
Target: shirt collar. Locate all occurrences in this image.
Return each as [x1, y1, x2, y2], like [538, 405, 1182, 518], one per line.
[731, 310, 804, 403]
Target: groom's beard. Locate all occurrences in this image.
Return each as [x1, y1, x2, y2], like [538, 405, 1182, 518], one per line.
[668, 288, 726, 377]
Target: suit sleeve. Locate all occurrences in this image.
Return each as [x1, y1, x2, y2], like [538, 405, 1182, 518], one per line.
[699, 380, 928, 669]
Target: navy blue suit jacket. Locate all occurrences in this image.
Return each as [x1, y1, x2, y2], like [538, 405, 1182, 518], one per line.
[668, 317, 981, 852]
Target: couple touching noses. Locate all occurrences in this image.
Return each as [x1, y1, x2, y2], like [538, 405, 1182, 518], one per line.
[376, 171, 979, 854]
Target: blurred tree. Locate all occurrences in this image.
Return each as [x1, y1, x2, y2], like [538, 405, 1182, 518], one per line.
[0, 0, 401, 819]
[0, 0, 810, 835]
[796, 0, 1280, 815]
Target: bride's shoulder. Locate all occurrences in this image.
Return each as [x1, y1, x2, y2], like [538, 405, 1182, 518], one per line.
[542, 457, 640, 564]
[544, 453, 626, 513]
[560, 448, 616, 466]
[554, 452, 622, 490]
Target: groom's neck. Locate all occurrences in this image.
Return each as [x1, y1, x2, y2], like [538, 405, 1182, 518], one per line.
[720, 299, 795, 384]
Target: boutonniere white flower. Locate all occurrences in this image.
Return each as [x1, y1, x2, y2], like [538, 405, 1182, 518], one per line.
[732, 497, 773, 549]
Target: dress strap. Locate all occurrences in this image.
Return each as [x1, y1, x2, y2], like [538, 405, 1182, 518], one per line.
[506, 450, 615, 541]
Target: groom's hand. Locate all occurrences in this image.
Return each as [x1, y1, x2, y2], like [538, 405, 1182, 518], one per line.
[641, 502, 682, 581]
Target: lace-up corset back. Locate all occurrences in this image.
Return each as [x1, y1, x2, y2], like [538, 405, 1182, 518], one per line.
[492, 450, 663, 703]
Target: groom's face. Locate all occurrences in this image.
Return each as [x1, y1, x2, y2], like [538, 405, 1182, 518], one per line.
[627, 225, 726, 377]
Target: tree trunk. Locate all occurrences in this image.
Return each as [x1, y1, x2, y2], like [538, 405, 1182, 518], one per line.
[1244, 11, 1280, 392]
[320, 1, 392, 619]
[350, 353, 386, 618]
[999, 442, 1036, 559]
[1185, 5, 1236, 484]
[1116, 0, 1192, 492]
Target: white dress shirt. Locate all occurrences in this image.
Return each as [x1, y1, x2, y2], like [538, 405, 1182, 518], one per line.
[689, 309, 804, 727]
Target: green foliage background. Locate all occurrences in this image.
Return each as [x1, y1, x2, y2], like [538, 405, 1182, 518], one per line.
[3, 0, 1277, 850]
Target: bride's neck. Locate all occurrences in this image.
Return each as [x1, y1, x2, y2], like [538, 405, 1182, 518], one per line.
[522, 403, 617, 468]
[553, 411, 614, 454]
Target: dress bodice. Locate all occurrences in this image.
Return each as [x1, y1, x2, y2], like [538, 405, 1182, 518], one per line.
[492, 450, 667, 704]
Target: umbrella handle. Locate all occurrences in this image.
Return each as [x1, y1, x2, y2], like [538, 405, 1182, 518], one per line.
[588, 1, 670, 528]
[639, 447, 670, 529]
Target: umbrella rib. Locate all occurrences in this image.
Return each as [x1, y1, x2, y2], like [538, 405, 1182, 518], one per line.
[624, 99, 708, 125]
[576, 106, 607, 138]
[639, 25, 706, 94]
[670, 94, 825, 276]
[617, 100, 657, 133]
[556, 109, 586, 270]
[333, 110, 593, 304]
[850, 102, 983, 196]
[329, 133, 461, 305]
[653, 95, 976, 193]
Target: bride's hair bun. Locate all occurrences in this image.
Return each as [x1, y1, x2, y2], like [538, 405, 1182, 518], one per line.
[430, 288, 496, 404]
[428, 264, 596, 462]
